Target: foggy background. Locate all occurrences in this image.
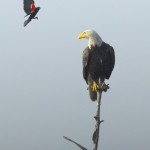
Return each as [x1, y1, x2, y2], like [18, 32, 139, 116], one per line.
[0, 0, 150, 150]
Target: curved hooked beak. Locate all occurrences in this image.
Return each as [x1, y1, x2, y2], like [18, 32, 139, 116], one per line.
[78, 33, 85, 40]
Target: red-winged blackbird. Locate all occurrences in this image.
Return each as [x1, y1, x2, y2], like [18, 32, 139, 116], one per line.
[23, 0, 40, 27]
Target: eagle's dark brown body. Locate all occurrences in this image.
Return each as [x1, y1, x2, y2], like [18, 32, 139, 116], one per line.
[82, 42, 115, 100]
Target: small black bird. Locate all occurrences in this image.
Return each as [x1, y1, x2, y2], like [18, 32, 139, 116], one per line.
[23, 0, 40, 27]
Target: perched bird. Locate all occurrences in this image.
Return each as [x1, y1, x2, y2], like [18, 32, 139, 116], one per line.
[78, 30, 115, 101]
[23, 0, 40, 27]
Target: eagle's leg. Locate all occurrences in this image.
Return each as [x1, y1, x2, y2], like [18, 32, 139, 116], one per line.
[92, 81, 99, 92]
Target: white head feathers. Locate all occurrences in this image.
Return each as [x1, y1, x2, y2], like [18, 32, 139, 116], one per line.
[78, 29, 103, 49]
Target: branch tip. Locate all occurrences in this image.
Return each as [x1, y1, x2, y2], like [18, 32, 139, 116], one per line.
[63, 136, 88, 150]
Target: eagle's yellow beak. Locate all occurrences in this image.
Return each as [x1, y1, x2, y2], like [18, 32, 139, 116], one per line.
[78, 33, 85, 40]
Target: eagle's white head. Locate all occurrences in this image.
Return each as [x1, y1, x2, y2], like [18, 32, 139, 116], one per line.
[78, 29, 103, 49]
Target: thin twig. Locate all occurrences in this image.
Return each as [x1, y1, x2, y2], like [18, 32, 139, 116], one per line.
[63, 136, 88, 150]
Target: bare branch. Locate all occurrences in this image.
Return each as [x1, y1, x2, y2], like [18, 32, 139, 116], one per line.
[64, 82, 109, 150]
[63, 136, 88, 150]
[92, 90, 102, 150]
[92, 82, 109, 150]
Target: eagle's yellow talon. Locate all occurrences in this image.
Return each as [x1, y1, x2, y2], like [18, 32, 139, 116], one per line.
[92, 81, 99, 92]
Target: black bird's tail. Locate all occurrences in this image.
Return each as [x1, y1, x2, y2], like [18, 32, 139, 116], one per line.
[24, 18, 31, 27]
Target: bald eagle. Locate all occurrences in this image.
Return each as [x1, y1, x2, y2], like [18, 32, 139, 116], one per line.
[78, 30, 115, 101]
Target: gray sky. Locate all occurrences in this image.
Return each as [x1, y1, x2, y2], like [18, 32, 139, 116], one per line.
[0, 0, 150, 150]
